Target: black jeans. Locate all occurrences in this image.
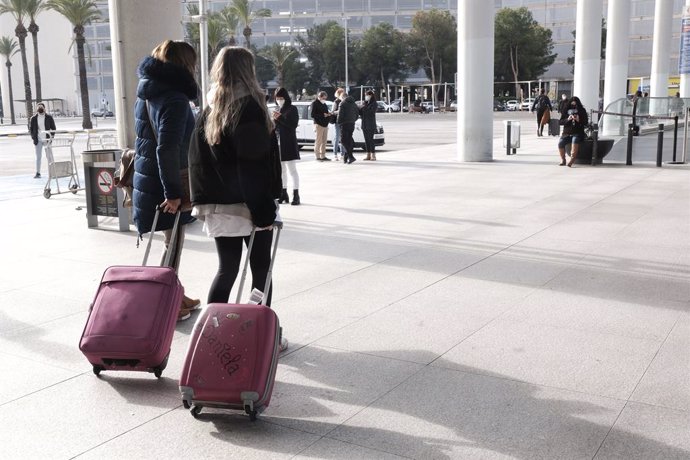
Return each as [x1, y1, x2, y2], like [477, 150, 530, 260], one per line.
[208, 230, 273, 306]
[340, 123, 355, 160]
[363, 128, 376, 153]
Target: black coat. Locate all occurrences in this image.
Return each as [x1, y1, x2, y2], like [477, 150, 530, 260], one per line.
[560, 105, 588, 137]
[311, 100, 330, 127]
[188, 97, 281, 228]
[337, 96, 359, 125]
[274, 102, 300, 161]
[29, 114, 56, 145]
[359, 100, 377, 132]
[132, 56, 197, 235]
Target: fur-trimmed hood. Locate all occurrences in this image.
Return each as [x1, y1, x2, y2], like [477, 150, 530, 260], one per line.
[136, 56, 198, 101]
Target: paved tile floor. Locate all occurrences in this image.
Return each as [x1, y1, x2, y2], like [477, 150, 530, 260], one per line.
[0, 125, 688, 459]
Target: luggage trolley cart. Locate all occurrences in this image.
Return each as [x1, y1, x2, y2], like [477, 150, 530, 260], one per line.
[43, 133, 83, 199]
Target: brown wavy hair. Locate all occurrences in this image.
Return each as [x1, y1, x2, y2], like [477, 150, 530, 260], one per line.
[151, 40, 196, 77]
[205, 47, 272, 145]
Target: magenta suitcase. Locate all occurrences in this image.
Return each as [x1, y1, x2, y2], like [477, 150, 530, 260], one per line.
[79, 209, 183, 378]
[179, 224, 282, 420]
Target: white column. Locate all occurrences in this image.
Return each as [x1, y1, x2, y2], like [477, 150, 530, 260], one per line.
[650, 0, 674, 106]
[457, 0, 494, 162]
[108, 0, 184, 149]
[681, 1, 690, 97]
[602, 0, 630, 135]
[573, 0, 603, 114]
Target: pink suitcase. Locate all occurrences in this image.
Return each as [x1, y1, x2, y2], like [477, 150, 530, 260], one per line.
[179, 224, 282, 420]
[79, 209, 183, 378]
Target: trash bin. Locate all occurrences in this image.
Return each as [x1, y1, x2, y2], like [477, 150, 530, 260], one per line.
[82, 149, 129, 231]
[503, 120, 521, 150]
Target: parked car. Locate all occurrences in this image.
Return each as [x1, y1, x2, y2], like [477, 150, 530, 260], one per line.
[376, 101, 391, 113]
[91, 109, 113, 118]
[421, 101, 439, 112]
[521, 98, 535, 111]
[449, 100, 458, 111]
[505, 100, 519, 111]
[387, 100, 402, 112]
[286, 101, 385, 151]
[493, 99, 507, 111]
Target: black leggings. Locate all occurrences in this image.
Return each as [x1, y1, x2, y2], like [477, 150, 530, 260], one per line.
[208, 230, 273, 306]
[363, 128, 376, 153]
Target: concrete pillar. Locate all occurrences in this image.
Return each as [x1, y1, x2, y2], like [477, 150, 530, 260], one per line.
[602, 0, 630, 135]
[108, 0, 184, 149]
[573, 0, 603, 114]
[457, 0, 494, 162]
[650, 0, 674, 105]
[681, 1, 690, 97]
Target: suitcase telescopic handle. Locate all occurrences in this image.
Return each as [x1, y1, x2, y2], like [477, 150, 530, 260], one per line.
[142, 205, 181, 267]
[235, 221, 283, 306]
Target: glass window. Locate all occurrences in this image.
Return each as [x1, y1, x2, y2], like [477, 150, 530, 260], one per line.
[344, 0, 365, 12]
[265, 18, 292, 33]
[371, 15, 396, 26]
[293, 0, 316, 14]
[398, 0, 422, 10]
[423, 0, 449, 9]
[630, 0, 655, 17]
[370, 1, 393, 11]
[397, 14, 414, 29]
[317, 0, 342, 13]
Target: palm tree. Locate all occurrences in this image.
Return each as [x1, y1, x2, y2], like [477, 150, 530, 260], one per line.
[259, 43, 295, 87]
[207, 13, 228, 63]
[218, 6, 238, 46]
[26, 0, 45, 102]
[0, 36, 19, 124]
[0, 0, 33, 118]
[46, 0, 100, 129]
[227, 0, 270, 49]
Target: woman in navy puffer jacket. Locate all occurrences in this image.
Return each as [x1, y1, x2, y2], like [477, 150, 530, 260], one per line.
[133, 40, 200, 320]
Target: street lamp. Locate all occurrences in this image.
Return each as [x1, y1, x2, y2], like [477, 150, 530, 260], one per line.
[183, 0, 209, 109]
[342, 15, 349, 93]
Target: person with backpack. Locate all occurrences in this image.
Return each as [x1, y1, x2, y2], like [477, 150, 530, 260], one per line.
[531, 89, 552, 137]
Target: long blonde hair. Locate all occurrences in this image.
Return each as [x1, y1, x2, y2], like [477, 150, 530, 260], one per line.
[205, 46, 272, 145]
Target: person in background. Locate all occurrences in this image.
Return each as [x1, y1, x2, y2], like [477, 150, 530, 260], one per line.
[531, 88, 552, 137]
[359, 90, 378, 161]
[331, 87, 344, 161]
[273, 87, 301, 205]
[337, 91, 359, 164]
[311, 91, 332, 161]
[187, 46, 286, 350]
[133, 39, 200, 321]
[558, 94, 569, 116]
[557, 96, 588, 167]
[28, 102, 56, 178]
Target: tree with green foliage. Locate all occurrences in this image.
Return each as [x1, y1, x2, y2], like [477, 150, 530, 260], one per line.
[253, 47, 275, 87]
[407, 9, 457, 90]
[46, 0, 100, 129]
[494, 7, 556, 99]
[355, 23, 408, 87]
[218, 6, 239, 46]
[0, 35, 19, 124]
[25, 0, 45, 102]
[259, 43, 295, 87]
[207, 12, 227, 62]
[0, 0, 34, 118]
[226, 0, 271, 49]
[282, 52, 313, 95]
[297, 20, 350, 88]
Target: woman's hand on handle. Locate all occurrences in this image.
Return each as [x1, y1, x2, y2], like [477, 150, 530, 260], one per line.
[160, 198, 181, 214]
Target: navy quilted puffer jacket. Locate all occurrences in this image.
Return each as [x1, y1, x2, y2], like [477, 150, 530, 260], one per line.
[132, 56, 197, 235]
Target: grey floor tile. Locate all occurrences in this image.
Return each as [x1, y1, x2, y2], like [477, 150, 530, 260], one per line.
[74, 407, 319, 460]
[0, 374, 180, 459]
[456, 253, 572, 287]
[0, 287, 90, 334]
[0, 352, 80, 405]
[330, 366, 624, 460]
[294, 437, 408, 460]
[434, 319, 661, 399]
[594, 402, 690, 460]
[499, 289, 683, 341]
[631, 315, 690, 411]
[265, 345, 422, 435]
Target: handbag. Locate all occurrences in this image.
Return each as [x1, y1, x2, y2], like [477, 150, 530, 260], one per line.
[113, 148, 135, 208]
[145, 101, 192, 212]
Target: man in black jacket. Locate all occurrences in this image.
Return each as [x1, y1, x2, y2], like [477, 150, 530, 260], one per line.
[311, 91, 332, 161]
[28, 102, 56, 178]
[337, 93, 359, 164]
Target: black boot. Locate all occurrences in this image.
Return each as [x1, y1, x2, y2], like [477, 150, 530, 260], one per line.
[291, 189, 300, 206]
[279, 188, 289, 204]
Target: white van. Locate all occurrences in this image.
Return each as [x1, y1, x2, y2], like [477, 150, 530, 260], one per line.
[282, 101, 385, 151]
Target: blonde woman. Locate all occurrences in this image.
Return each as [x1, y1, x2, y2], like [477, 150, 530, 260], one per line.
[133, 39, 200, 321]
[187, 47, 285, 349]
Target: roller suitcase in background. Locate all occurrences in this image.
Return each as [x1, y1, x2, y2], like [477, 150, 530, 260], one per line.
[79, 209, 183, 378]
[549, 118, 560, 136]
[179, 223, 282, 420]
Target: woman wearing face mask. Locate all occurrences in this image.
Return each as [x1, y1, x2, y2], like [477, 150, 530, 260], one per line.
[273, 87, 301, 205]
[29, 103, 56, 178]
[359, 90, 378, 161]
[558, 96, 588, 167]
[331, 88, 344, 161]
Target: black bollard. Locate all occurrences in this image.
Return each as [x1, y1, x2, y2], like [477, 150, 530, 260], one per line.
[626, 123, 634, 166]
[591, 128, 599, 166]
[506, 121, 512, 156]
[656, 124, 664, 167]
[672, 116, 679, 162]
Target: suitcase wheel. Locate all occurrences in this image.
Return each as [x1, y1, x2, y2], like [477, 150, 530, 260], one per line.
[245, 405, 258, 422]
[153, 367, 163, 378]
[92, 365, 103, 376]
[182, 400, 191, 409]
[190, 405, 202, 418]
